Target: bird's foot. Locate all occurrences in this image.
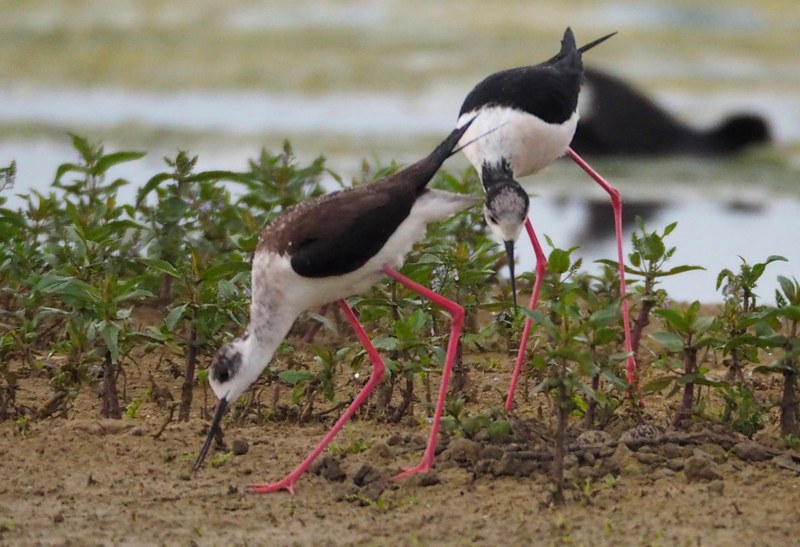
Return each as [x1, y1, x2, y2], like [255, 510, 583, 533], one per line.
[247, 476, 298, 495]
[393, 459, 433, 481]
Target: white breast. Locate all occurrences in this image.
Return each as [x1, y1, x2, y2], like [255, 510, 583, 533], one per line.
[457, 106, 579, 179]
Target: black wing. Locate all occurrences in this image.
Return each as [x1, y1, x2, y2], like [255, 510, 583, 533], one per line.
[459, 66, 581, 124]
[265, 181, 417, 278]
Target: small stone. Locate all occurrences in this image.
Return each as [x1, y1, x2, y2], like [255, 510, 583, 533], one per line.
[652, 468, 676, 481]
[619, 424, 663, 446]
[492, 454, 536, 477]
[479, 445, 504, 461]
[660, 443, 692, 459]
[666, 458, 685, 471]
[583, 452, 596, 466]
[577, 466, 596, 480]
[610, 443, 644, 475]
[227, 485, 238, 495]
[353, 464, 383, 487]
[53, 513, 64, 523]
[635, 452, 666, 466]
[129, 427, 144, 437]
[772, 452, 800, 474]
[310, 455, 346, 483]
[684, 456, 723, 482]
[231, 438, 249, 456]
[576, 430, 613, 448]
[359, 481, 385, 503]
[563, 454, 579, 469]
[732, 441, 774, 462]
[441, 437, 481, 465]
[386, 435, 404, 446]
[696, 443, 726, 461]
[404, 471, 441, 487]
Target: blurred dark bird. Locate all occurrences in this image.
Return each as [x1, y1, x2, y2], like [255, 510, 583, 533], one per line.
[573, 67, 772, 156]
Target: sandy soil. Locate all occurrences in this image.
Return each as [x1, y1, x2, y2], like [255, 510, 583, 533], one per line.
[2, 345, 800, 547]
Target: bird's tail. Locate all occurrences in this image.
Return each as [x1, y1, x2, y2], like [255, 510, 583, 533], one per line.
[549, 27, 616, 64]
[577, 31, 617, 54]
[410, 117, 476, 191]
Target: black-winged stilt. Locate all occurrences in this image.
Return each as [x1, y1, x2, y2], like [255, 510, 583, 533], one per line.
[573, 67, 771, 156]
[455, 28, 636, 410]
[192, 121, 480, 494]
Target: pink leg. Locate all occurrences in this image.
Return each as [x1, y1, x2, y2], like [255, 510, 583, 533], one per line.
[248, 299, 386, 495]
[381, 264, 465, 479]
[505, 218, 546, 412]
[566, 147, 636, 386]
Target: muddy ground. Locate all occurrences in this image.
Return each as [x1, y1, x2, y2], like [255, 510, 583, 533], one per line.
[2, 339, 800, 546]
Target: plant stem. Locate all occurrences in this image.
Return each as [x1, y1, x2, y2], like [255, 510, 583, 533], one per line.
[101, 351, 121, 419]
[551, 375, 567, 505]
[673, 345, 697, 428]
[179, 321, 198, 421]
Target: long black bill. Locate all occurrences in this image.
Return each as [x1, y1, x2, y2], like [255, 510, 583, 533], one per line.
[504, 240, 518, 310]
[191, 396, 228, 474]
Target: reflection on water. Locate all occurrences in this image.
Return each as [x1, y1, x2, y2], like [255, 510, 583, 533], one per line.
[516, 192, 798, 304]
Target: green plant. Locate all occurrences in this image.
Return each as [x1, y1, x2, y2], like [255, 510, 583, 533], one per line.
[522, 243, 625, 503]
[755, 275, 800, 435]
[648, 301, 720, 427]
[604, 218, 704, 365]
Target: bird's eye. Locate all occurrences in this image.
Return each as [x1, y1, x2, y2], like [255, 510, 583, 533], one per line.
[487, 214, 499, 224]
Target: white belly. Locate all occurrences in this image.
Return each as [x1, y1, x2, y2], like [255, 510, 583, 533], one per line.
[457, 106, 578, 179]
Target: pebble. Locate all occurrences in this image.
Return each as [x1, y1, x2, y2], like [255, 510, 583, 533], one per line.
[576, 430, 613, 447]
[684, 455, 723, 482]
[660, 442, 692, 459]
[353, 464, 383, 487]
[310, 455, 346, 483]
[404, 471, 441, 487]
[619, 424, 662, 446]
[386, 434, 404, 446]
[732, 441, 774, 462]
[231, 438, 249, 456]
[441, 437, 481, 464]
[695, 443, 726, 461]
[479, 445, 504, 461]
[53, 513, 64, 523]
[652, 468, 676, 480]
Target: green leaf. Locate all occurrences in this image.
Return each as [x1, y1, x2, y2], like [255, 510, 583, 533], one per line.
[92, 151, 146, 176]
[654, 307, 690, 333]
[101, 322, 121, 363]
[548, 248, 571, 274]
[53, 162, 83, 185]
[660, 264, 706, 277]
[165, 303, 188, 331]
[777, 276, 798, 302]
[186, 170, 253, 185]
[372, 336, 400, 351]
[140, 258, 180, 278]
[279, 370, 314, 385]
[201, 261, 251, 283]
[136, 173, 173, 206]
[649, 331, 684, 353]
[644, 376, 675, 393]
